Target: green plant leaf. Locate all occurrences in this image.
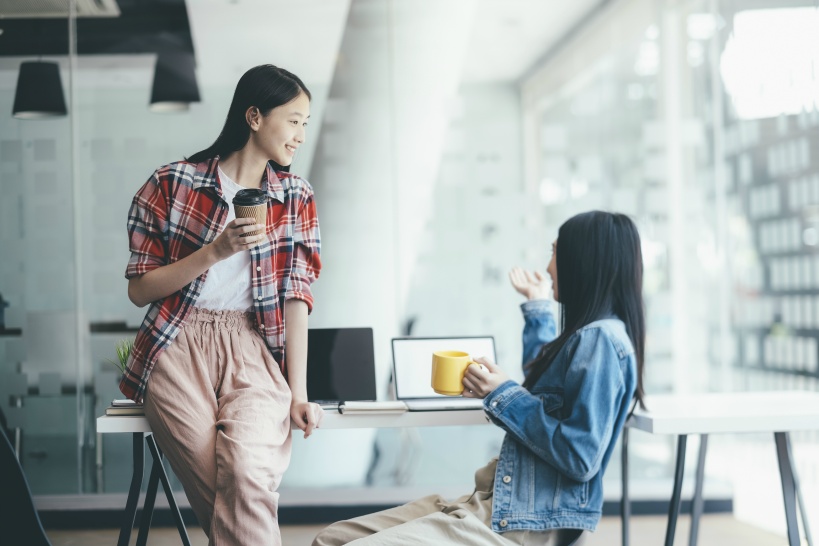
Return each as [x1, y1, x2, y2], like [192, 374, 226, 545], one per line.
[106, 339, 134, 374]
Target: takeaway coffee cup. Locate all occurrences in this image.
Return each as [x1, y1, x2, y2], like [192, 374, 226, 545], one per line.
[232, 189, 267, 237]
[431, 351, 476, 396]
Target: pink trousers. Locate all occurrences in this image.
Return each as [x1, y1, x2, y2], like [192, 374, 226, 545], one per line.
[143, 307, 292, 545]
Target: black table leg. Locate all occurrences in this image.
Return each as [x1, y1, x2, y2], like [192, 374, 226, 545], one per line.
[689, 434, 708, 546]
[136, 441, 162, 546]
[783, 433, 814, 546]
[621, 426, 630, 546]
[775, 432, 802, 546]
[117, 432, 145, 546]
[146, 434, 192, 546]
[664, 434, 687, 546]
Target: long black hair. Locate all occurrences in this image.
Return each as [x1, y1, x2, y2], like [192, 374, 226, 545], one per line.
[522, 211, 646, 409]
[187, 64, 311, 169]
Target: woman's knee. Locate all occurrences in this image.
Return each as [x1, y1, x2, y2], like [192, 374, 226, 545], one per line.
[311, 522, 346, 546]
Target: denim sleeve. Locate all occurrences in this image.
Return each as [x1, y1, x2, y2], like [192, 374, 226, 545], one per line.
[521, 300, 556, 368]
[484, 327, 626, 482]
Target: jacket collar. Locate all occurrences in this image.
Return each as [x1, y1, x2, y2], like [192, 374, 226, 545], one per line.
[191, 156, 285, 203]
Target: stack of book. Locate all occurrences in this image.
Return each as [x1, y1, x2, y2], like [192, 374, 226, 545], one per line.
[105, 399, 145, 416]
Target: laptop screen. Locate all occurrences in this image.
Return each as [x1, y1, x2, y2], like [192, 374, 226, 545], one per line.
[391, 336, 496, 400]
[306, 327, 377, 403]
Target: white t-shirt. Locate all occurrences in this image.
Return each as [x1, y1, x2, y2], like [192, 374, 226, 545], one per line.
[195, 168, 253, 311]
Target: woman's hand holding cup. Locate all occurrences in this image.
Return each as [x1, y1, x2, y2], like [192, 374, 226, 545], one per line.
[210, 217, 266, 260]
[462, 357, 510, 399]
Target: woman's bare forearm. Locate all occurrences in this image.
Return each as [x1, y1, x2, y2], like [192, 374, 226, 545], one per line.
[284, 299, 309, 402]
[128, 218, 265, 307]
[128, 245, 219, 307]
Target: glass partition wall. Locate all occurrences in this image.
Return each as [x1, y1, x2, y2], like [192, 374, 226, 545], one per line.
[0, 95, 83, 495]
[0, 6, 84, 495]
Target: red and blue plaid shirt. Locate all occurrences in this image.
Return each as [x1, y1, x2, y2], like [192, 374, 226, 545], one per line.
[121, 157, 321, 402]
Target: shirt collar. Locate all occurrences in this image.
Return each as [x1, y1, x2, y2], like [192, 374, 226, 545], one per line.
[191, 156, 285, 203]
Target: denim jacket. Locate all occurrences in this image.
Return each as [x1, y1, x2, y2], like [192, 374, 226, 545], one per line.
[483, 300, 637, 533]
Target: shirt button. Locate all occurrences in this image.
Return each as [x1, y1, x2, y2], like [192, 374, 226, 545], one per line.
[260, 323, 265, 329]
[492, 401, 499, 407]
[257, 296, 263, 301]
[499, 519, 508, 528]
[502, 475, 511, 484]
[256, 266, 261, 272]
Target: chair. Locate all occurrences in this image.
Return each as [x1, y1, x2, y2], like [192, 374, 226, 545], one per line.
[564, 528, 586, 545]
[0, 409, 51, 546]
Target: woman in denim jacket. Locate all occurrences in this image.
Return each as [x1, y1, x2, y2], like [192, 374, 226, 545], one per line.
[313, 211, 646, 546]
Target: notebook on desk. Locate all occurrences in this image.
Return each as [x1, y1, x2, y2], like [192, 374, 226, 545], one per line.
[391, 336, 496, 411]
[107, 399, 145, 416]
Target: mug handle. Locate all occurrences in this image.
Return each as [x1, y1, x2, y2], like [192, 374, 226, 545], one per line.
[466, 361, 486, 372]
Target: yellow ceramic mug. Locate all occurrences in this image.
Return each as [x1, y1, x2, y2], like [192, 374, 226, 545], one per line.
[431, 350, 475, 396]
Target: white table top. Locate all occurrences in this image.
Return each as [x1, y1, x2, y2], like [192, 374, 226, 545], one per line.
[629, 390, 819, 435]
[96, 409, 490, 434]
[100, 390, 819, 436]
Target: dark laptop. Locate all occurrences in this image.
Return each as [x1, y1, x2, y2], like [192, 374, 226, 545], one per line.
[306, 327, 377, 405]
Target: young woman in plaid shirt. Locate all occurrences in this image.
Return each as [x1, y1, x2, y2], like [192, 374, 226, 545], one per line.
[124, 65, 322, 545]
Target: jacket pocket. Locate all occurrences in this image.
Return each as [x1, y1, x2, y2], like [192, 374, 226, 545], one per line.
[559, 474, 589, 508]
[529, 387, 563, 417]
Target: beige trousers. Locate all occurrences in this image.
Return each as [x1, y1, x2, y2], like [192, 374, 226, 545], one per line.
[312, 459, 587, 546]
[143, 307, 292, 546]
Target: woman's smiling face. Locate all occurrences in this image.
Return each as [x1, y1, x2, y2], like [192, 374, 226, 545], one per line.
[248, 91, 310, 166]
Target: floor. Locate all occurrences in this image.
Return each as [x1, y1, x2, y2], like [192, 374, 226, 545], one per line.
[46, 514, 789, 545]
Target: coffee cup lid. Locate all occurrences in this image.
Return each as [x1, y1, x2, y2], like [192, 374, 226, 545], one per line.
[233, 188, 266, 206]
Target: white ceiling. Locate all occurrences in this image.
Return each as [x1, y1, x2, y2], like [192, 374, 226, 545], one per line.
[462, 0, 601, 83]
[0, 0, 600, 89]
[187, 0, 601, 87]
[187, 0, 351, 88]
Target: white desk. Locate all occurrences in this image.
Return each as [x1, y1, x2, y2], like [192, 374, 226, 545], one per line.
[102, 391, 819, 546]
[96, 409, 490, 546]
[96, 409, 489, 434]
[622, 391, 819, 546]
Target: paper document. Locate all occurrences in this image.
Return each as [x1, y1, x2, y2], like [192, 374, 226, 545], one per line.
[111, 399, 140, 407]
[338, 401, 408, 414]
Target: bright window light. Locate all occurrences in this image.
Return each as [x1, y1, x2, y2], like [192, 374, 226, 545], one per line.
[721, 7, 819, 119]
[687, 13, 719, 41]
[687, 41, 705, 68]
[569, 177, 589, 198]
[539, 178, 564, 205]
[634, 41, 660, 76]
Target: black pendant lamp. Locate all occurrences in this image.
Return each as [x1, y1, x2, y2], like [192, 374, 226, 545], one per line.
[12, 61, 68, 119]
[149, 51, 201, 113]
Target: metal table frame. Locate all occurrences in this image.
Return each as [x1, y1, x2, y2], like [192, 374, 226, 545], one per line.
[619, 391, 818, 546]
[118, 432, 191, 546]
[99, 409, 488, 544]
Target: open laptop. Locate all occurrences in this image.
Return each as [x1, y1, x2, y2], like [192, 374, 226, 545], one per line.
[391, 336, 496, 411]
[307, 327, 377, 407]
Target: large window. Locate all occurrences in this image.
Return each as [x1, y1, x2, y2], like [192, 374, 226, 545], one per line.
[523, 0, 819, 534]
